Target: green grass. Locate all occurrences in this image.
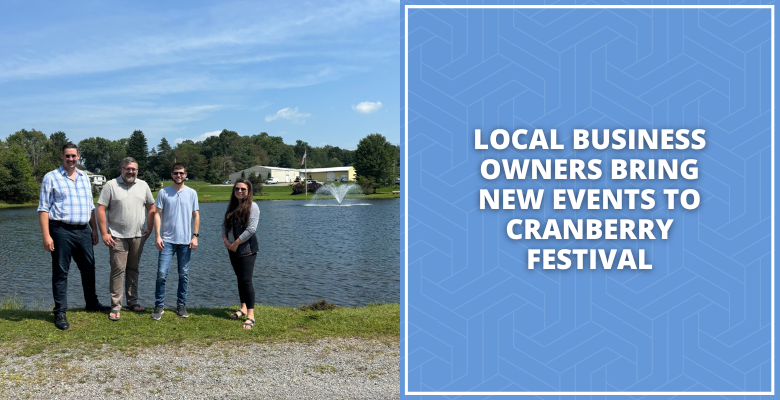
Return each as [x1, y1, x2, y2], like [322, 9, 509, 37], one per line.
[0, 297, 400, 357]
[0, 202, 38, 209]
[2, 181, 399, 211]
[161, 180, 213, 190]
[160, 181, 400, 202]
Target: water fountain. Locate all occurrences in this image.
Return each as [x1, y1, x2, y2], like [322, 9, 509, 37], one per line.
[307, 183, 369, 206]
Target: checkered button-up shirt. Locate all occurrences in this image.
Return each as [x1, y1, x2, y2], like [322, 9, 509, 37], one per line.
[37, 166, 95, 225]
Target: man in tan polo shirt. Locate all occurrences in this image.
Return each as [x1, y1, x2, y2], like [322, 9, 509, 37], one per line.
[97, 157, 155, 321]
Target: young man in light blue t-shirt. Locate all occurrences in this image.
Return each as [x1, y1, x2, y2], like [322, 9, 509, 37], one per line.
[152, 162, 200, 320]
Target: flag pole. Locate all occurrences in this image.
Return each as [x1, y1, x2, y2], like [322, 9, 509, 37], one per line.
[304, 147, 307, 197]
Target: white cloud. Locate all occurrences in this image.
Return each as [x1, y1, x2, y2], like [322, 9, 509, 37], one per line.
[0, 1, 398, 82]
[175, 130, 221, 144]
[352, 101, 382, 113]
[277, 131, 287, 135]
[265, 107, 311, 123]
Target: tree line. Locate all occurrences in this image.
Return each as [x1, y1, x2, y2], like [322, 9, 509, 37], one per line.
[0, 128, 400, 204]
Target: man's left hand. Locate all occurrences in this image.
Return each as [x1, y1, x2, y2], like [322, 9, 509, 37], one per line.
[189, 237, 198, 250]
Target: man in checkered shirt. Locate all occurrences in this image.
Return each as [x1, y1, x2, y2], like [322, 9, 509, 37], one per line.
[38, 142, 110, 330]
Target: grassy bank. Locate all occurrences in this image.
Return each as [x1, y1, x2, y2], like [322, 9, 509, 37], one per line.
[0, 181, 400, 209]
[0, 202, 38, 209]
[166, 181, 400, 203]
[0, 298, 399, 357]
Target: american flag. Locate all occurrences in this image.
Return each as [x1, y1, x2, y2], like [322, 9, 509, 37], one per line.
[301, 151, 306, 165]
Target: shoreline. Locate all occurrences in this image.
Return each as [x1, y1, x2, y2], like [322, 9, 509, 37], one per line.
[0, 194, 400, 209]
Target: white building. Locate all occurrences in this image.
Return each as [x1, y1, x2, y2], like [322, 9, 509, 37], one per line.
[86, 172, 106, 187]
[228, 166, 302, 184]
[301, 166, 356, 182]
[229, 165, 357, 184]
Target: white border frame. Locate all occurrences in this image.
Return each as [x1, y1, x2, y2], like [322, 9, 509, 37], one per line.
[404, 4, 775, 396]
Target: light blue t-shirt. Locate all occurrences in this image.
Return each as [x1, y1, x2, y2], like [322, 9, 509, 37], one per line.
[155, 185, 199, 245]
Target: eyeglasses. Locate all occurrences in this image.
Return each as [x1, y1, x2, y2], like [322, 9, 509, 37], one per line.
[123, 168, 138, 172]
[234, 187, 248, 192]
[172, 172, 186, 176]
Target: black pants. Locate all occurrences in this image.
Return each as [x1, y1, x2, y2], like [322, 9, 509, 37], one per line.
[229, 252, 256, 310]
[50, 221, 100, 315]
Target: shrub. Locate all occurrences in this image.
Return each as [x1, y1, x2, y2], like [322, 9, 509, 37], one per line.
[356, 175, 377, 194]
[291, 182, 321, 195]
[248, 173, 264, 196]
[92, 184, 100, 197]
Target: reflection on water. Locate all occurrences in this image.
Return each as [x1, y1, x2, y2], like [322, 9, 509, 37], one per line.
[0, 200, 400, 308]
[302, 204, 371, 207]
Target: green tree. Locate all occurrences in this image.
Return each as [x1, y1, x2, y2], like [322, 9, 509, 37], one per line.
[6, 128, 51, 181]
[0, 144, 38, 203]
[210, 155, 235, 177]
[157, 137, 172, 153]
[294, 140, 309, 159]
[324, 157, 343, 168]
[203, 168, 222, 184]
[251, 145, 270, 166]
[49, 131, 70, 153]
[142, 170, 161, 190]
[152, 137, 174, 177]
[390, 143, 400, 181]
[126, 130, 148, 170]
[200, 135, 222, 160]
[251, 132, 294, 167]
[247, 172, 263, 195]
[278, 146, 296, 168]
[353, 133, 394, 186]
[43, 131, 70, 177]
[147, 147, 158, 173]
[307, 146, 328, 168]
[174, 142, 207, 180]
[231, 139, 256, 171]
[78, 137, 126, 179]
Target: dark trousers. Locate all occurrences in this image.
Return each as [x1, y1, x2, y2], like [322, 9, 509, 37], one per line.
[229, 252, 256, 310]
[50, 222, 99, 315]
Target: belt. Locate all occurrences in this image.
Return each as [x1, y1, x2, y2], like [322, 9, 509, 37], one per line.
[50, 220, 88, 229]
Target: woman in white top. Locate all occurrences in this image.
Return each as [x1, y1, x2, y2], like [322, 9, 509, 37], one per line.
[221, 178, 260, 329]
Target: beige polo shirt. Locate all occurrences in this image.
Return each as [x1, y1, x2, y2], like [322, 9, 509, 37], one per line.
[97, 176, 154, 238]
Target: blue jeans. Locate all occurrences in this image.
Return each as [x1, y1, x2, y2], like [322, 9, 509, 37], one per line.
[155, 243, 191, 307]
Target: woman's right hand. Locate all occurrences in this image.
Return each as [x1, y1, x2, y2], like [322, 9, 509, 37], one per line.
[228, 240, 240, 252]
[223, 238, 232, 250]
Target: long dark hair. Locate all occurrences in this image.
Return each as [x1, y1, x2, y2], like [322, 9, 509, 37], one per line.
[224, 178, 253, 232]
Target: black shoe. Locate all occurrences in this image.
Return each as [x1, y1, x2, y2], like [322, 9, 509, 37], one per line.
[85, 303, 111, 312]
[55, 314, 69, 330]
[177, 305, 188, 318]
[151, 305, 164, 320]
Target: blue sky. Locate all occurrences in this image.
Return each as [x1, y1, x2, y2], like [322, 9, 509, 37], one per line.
[0, 0, 400, 150]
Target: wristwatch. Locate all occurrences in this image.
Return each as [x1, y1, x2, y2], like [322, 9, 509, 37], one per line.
[192, 233, 199, 237]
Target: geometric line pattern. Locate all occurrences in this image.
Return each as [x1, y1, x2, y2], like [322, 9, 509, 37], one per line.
[403, 3, 773, 395]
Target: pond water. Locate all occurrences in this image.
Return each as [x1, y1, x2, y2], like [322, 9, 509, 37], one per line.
[0, 199, 400, 309]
